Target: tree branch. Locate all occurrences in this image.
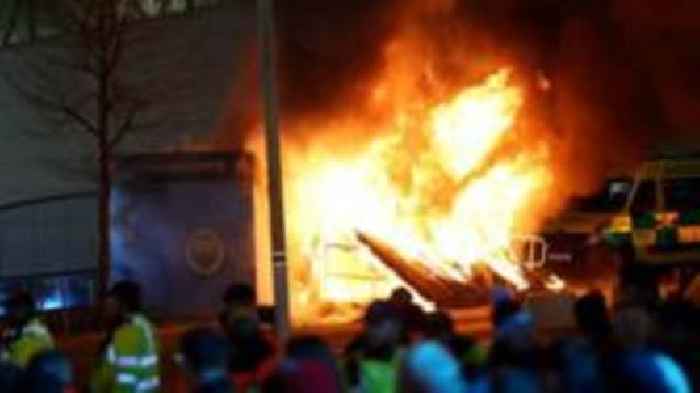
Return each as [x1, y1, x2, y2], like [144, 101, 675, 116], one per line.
[62, 105, 98, 137]
[109, 105, 138, 148]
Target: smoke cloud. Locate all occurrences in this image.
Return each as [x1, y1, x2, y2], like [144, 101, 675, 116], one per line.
[218, 0, 700, 194]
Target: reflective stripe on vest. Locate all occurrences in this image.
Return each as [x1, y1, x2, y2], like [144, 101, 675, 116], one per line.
[109, 353, 158, 368]
[116, 374, 160, 392]
[6, 318, 54, 367]
[107, 314, 160, 393]
[23, 320, 52, 341]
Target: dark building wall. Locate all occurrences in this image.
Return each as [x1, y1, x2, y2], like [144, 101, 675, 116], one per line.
[0, 2, 256, 205]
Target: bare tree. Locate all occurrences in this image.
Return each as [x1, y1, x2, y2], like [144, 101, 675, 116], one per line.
[7, 0, 161, 294]
[3, 0, 240, 296]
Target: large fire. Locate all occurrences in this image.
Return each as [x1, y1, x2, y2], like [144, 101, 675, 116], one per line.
[248, 2, 563, 325]
[251, 68, 559, 324]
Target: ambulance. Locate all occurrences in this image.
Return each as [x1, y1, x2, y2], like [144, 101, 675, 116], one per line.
[604, 159, 700, 265]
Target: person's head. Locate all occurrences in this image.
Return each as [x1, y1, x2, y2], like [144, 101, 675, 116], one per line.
[222, 283, 257, 328]
[6, 290, 36, 325]
[423, 311, 454, 340]
[178, 328, 231, 382]
[22, 350, 73, 393]
[575, 291, 612, 341]
[390, 288, 413, 306]
[491, 288, 521, 329]
[223, 283, 256, 310]
[104, 280, 142, 323]
[613, 306, 654, 350]
[400, 341, 468, 393]
[364, 301, 403, 353]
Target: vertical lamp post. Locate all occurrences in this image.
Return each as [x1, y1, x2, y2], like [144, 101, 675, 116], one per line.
[257, 0, 290, 340]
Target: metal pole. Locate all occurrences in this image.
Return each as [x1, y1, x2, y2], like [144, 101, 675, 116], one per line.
[257, 0, 290, 340]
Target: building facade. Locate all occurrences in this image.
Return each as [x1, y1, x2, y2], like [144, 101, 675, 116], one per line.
[0, 1, 259, 314]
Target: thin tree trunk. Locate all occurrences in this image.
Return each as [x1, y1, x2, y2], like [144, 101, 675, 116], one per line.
[26, 0, 36, 42]
[97, 39, 111, 295]
[98, 141, 112, 296]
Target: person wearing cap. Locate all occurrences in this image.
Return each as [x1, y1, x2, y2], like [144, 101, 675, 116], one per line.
[344, 300, 404, 393]
[91, 280, 160, 393]
[0, 290, 54, 368]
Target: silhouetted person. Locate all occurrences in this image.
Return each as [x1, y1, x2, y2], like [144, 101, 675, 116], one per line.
[220, 283, 257, 327]
[0, 291, 54, 368]
[220, 283, 275, 393]
[490, 288, 521, 330]
[178, 328, 234, 393]
[388, 288, 425, 344]
[574, 291, 612, 350]
[605, 306, 691, 393]
[92, 280, 160, 393]
[399, 341, 468, 393]
[548, 338, 604, 393]
[444, 334, 487, 382]
[389, 288, 412, 306]
[423, 311, 454, 342]
[487, 289, 541, 393]
[19, 350, 73, 393]
[263, 335, 342, 393]
[345, 300, 404, 393]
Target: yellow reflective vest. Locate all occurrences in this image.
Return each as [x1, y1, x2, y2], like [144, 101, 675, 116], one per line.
[5, 317, 54, 367]
[92, 314, 160, 393]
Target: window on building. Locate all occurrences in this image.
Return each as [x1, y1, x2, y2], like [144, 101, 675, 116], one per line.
[0, 0, 229, 47]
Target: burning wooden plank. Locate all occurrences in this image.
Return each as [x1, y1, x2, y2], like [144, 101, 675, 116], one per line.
[356, 231, 489, 308]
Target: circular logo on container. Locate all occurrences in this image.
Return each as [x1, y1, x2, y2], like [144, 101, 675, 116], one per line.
[186, 229, 225, 277]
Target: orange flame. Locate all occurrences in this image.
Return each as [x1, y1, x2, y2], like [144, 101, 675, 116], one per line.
[250, 67, 559, 324]
[246, 1, 567, 324]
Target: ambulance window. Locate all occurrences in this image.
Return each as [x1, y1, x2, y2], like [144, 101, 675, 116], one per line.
[631, 181, 656, 213]
[608, 180, 632, 210]
[664, 178, 700, 210]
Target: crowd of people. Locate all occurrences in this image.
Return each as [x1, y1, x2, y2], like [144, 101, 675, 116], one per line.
[0, 280, 698, 393]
